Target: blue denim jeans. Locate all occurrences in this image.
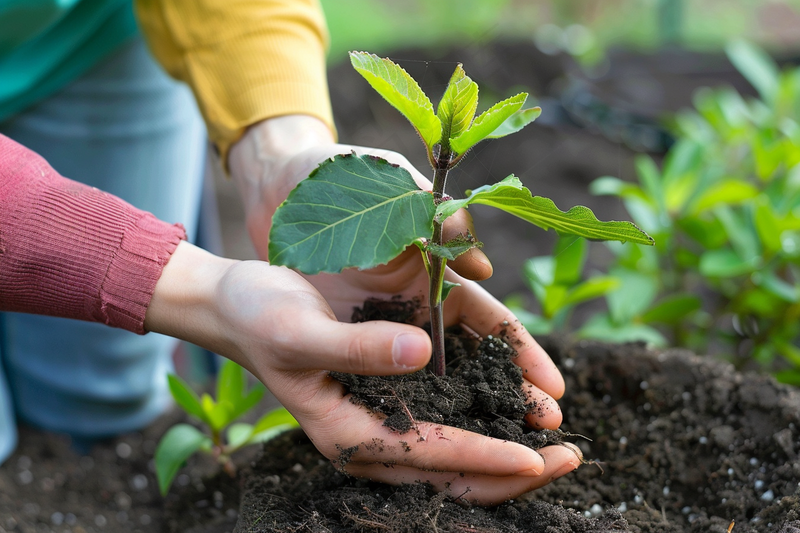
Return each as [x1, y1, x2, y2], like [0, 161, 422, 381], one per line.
[0, 37, 206, 463]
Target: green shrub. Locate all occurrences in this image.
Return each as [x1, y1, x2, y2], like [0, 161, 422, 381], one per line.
[509, 40, 800, 384]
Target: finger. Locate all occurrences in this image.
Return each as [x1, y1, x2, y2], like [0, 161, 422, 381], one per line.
[338, 420, 546, 477]
[345, 443, 582, 506]
[445, 275, 565, 400]
[521, 379, 563, 430]
[278, 312, 432, 375]
[442, 209, 493, 281]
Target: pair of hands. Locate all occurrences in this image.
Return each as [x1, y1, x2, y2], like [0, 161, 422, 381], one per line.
[146, 116, 581, 505]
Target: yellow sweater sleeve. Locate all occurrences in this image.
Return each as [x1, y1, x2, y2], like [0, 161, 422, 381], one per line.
[134, 0, 335, 164]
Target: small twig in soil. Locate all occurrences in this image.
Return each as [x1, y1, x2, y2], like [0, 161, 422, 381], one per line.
[727, 519, 736, 532]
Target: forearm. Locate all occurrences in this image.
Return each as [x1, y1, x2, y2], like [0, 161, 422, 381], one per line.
[0, 134, 186, 333]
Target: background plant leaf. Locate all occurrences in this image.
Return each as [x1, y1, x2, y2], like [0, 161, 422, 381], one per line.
[167, 375, 208, 426]
[155, 424, 211, 496]
[350, 51, 441, 148]
[269, 153, 436, 274]
[436, 175, 654, 245]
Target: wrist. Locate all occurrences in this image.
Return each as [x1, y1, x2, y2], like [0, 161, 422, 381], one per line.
[144, 241, 238, 353]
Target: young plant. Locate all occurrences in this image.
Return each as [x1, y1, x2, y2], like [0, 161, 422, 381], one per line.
[505, 234, 620, 336]
[268, 52, 653, 376]
[520, 41, 800, 384]
[154, 359, 298, 495]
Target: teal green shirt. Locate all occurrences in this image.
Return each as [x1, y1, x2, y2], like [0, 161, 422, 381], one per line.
[0, 0, 138, 121]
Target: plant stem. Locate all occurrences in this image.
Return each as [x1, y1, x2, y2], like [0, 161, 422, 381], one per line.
[429, 147, 452, 376]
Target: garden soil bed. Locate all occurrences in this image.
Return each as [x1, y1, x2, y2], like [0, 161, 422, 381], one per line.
[231, 335, 800, 533]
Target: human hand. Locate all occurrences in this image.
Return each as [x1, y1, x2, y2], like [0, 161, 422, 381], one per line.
[228, 115, 567, 428]
[145, 242, 582, 505]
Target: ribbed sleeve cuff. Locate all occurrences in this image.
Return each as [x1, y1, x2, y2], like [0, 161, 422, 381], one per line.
[0, 135, 186, 334]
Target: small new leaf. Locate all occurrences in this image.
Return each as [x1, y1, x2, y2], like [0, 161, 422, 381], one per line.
[350, 52, 441, 148]
[269, 153, 436, 274]
[486, 106, 541, 139]
[450, 93, 528, 155]
[436, 175, 655, 245]
[441, 280, 461, 301]
[426, 233, 481, 261]
[437, 64, 479, 142]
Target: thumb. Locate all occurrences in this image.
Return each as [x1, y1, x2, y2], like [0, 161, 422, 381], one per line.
[286, 317, 432, 375]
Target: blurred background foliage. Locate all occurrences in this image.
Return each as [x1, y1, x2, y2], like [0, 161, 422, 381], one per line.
[309, 1, 800, 384]
[320, 0, 800, 65]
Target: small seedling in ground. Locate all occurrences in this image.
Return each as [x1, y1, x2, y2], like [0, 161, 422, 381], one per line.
[154, 359, 298, 495]
[268, 51, 654, 376]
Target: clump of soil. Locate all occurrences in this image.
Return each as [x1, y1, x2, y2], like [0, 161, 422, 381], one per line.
[333, 299, 564, 451]
[232, 302, 800, 532]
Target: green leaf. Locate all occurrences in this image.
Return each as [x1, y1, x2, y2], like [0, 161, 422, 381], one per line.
[752, 270, 799, 303]
[754, 198, 782, 254]
[542, 285, 568, 318]
[635, 155, 665, 214]
[726, 40, 780, 105]
[167, 375, 208, 426]
[690, 180, 760, 214]
[201, 394, 232, 432]
[349, 52, 441, 148]
[437, 64, 478, 141]
[229, 385, 265, 422]
[606, 268, 659, 324]
[426, 234, 481, 261]
[248, 408, 300, 444]
[450, 93, 527, 155]
[563, 277, 620, 307]
[522, 257, 552, 302]
[590, 176, 650, 203]
[269, 153, 436, 274]
[640, 294, 702, 324]
[441, 280, 461, 302]
[699, 249, 760, 277]
[578, 314, 668, 346]
[155, 424, 211, 495]
[485, 107, 541, 139]
[553, 235, 586, 285]
[216, 360, 245, 411]
[678, 216, 728, 249]
[436, 175, 654, 245]
[226, 423, 254, 449]
[252, 407, 298, 435]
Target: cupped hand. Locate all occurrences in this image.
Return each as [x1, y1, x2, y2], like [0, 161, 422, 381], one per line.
[146, 243, 581, 505]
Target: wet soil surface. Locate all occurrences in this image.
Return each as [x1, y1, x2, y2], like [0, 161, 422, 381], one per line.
[233, 336, 800, 532]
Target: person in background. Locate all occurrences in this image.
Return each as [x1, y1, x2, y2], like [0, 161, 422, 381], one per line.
[0, 0, 580, 501]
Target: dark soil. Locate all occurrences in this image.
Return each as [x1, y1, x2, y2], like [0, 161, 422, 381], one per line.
[233, 335, 800, 533]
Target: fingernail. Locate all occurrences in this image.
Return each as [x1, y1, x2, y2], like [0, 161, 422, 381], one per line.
[515, 452, 545, 477]
[561, 442, 583, 461]
[392, 333, 424, 369]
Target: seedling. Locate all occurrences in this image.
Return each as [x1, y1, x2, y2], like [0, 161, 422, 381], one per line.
[268, 52, 653, 376]
[154, 359, 298, 495]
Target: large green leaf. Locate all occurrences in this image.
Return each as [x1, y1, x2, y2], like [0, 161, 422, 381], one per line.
[436, 175, 654, 245]
[437, 64, 478, 141]
[640, 294, 702, 324]
[349, 52, 441, 148]
[269, 153, 436, 274]
[450, 93, 528, 155]
[155, 424, 211, 495]
[689, 180, 760, 214]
